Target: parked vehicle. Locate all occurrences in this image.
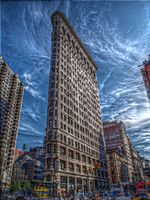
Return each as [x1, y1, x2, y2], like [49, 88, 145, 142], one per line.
[116, 193, 134, 200]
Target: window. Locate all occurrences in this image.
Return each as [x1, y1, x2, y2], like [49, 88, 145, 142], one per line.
[60, 146, 66, 156]
[68, 150, 74, 159]
[60, 134, 63, 141]
[49, 120, 53, 127]
[76, 46, 79, 53]
[60, 160, 66, 170]
[55, 120, 57, 127]
[71, 139, 74, 146]
[68, 127, 70, 133]
[49, 111, 53, 117]
[92, 159, 95, 165]
[72, 40, 74, 48]
[69, 162, 74, 172]
[78, 143, 80, 150]
[75, 141, 77, 148]
[47, 144, 51, 153]
[47, 158, 51, 168]
[67, 33, 70, 42]
[64, 136, 66, 143]
[76, 153, 80, 161]
[62, 26, 66, 35]
[76, 164, 81, 173]
[88, 157, 91, 164]
[82, 166, 87, 174]
[82, 155, 86, 163]
[64, 115, 66, 121]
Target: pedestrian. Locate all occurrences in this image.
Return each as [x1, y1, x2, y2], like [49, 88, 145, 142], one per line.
[70, 195, 74, 200]
[16, 197, 25, 200]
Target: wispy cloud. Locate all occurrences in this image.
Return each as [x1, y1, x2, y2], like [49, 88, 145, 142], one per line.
[2, 1, 150, 158]
[22, 72, 46, 102]
[73, 1, 150, 158]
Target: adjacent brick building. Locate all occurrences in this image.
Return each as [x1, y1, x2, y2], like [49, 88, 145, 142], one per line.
[141, 55, 150, 100]
[140, 157, 150, 181]
[103, 121, 134, 184]
[129, 144, 144, 182]
[106, 149, 129, 184]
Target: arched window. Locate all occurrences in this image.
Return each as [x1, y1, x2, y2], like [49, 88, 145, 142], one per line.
[62, 26, 66, 35]
[72, 40, 75, 48]
[76, 46, 79, 53]
[83, 57, 86, 64]
[67, 33, 70, 42]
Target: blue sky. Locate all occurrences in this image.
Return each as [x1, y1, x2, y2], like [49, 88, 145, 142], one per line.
[1, 0, 150, 158]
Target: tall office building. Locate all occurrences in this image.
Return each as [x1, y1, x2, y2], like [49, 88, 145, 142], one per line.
[44, 11, 109, 194]
[0, 57, 24, 191]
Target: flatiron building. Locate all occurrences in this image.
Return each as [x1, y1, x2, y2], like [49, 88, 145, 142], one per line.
[0, 57, 24, 191]
[44, 11, 108, 194]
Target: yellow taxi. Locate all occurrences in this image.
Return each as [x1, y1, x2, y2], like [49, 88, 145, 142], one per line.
[33, 186, 49, 198]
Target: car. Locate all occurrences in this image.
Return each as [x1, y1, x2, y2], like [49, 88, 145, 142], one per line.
[100, 193, 111, 200]
[115, 191, 134, 200]
[77, 192, 85, 199]
[134, 193, 150, 200]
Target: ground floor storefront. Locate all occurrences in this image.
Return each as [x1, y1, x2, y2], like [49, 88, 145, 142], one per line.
[48, 174, 109, 195]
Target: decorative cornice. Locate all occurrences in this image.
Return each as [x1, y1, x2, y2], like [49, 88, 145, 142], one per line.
[51, 11, 97, 70]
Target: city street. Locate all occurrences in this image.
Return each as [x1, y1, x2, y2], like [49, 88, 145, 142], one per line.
[0, 192, 136, 200]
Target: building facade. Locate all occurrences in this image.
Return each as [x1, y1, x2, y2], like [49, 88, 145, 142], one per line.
[12, 148, 44, 183]
[129, 144, 144, 182]
[103, 121, 134, 184]
[44, 11, 109, 194]
[106, 149, 129, 185]
[0, 57, 24, 191]
[141, 55, 150, 100]
[12, 155, 32, 183]
[140, 157, 150, 181]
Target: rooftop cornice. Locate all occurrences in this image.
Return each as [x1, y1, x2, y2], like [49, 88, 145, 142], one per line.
[103, 120, 127, 129]
[51, 11, 97, 70]
[0, 56, 24, 85]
